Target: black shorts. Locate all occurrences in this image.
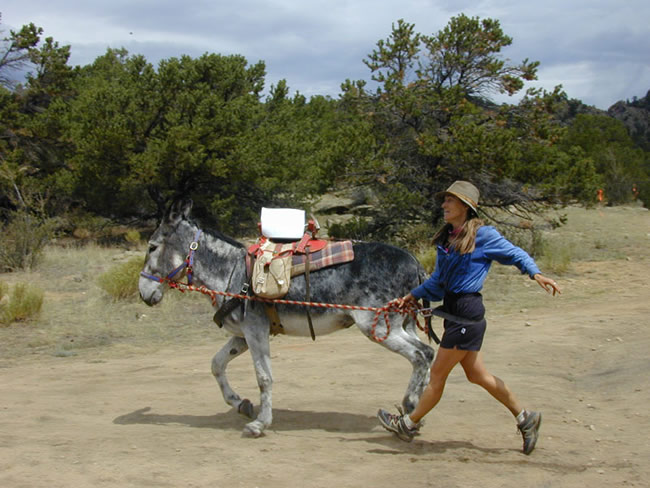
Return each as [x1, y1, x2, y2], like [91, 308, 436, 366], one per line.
[439, 292, 487, 351]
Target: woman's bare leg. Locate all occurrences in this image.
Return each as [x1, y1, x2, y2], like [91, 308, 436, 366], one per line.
[460, 350, 523, 416]
[409, 347, 467, 423]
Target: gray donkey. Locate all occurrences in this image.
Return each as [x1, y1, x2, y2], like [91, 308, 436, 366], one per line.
[139, 199, 435, 437]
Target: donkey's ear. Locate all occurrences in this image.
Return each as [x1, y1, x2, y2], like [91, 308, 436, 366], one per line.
[166, 198, 193, 224]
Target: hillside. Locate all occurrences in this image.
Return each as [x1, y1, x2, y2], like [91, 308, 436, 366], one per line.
[608, 90, 650, 151]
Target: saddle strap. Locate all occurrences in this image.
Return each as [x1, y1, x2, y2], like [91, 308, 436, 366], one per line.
[304, 244, 316, 341]
[264, 303, 284, 336]
[213, 297, 241, 327]
[295, 232, 311, 254]
[213, 282, 250, 327]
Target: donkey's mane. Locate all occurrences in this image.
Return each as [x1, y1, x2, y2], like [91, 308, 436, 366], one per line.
[187, 217, 245, 249]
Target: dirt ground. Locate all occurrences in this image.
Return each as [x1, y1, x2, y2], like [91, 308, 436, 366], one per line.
[1, 205, 649, 487]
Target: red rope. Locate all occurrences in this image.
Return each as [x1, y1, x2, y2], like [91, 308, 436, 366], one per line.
[165, 281, 423, 343]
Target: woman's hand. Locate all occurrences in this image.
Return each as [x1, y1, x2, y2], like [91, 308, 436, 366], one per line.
[389, 293, 416, 309]
[534, 274, 561, 296]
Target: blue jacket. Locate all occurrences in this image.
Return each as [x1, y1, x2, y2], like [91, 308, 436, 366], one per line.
[411, 226, 541, 302]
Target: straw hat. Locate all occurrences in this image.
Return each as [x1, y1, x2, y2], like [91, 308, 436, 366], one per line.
[435, 181, 480, 214]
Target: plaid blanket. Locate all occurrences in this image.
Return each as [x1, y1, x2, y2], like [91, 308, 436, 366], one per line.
[290, 240, 354, 277]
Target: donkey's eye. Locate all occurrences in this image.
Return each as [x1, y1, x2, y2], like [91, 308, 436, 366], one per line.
[148, 244, 158, 254]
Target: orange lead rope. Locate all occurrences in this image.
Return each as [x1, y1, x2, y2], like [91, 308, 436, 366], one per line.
[164, 279, 423, 343]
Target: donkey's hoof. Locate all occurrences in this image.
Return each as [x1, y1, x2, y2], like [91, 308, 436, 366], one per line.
[237, 399, 254, 418]
[243, 420, 265, 438]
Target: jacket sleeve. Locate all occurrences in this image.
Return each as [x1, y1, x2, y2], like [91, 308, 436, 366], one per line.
[481, 226, 541, 278]
[410, 258, 445, 302]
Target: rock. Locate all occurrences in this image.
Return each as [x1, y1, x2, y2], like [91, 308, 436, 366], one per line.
[311, 188, 368, 215]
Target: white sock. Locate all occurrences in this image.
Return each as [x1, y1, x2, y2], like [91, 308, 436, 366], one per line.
[516, 409, 527, 424]
[403, 415, 417, 429]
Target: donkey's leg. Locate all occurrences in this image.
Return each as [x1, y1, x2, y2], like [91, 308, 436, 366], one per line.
[240, 323, 273, 437]
[211, 336, 254, 418]
[357, 313, 435, 414]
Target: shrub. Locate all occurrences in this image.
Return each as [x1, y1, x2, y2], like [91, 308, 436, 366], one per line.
[398, 221, 436, 250]
[65, 211, 111, 241]
[0, 282, 44, 326]
[97, 256, 144, 301]
[637, 180, 650, 209]
[0, 211, 58, 271]
[124, 230, 142, 246]
[0, 281, 7, 302]
[497, 224, 539, 257]
[327, 217, 372, 240]
[415, 246, 437, 274]
[537, 240, 572, 275]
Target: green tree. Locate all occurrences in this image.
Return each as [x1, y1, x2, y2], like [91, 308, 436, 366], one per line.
[0, 17, 75, 218]
[63, 49, 273, 229]
[238, 87, 337, 205]
[0, 15, 42, 88]
[340, 15, 548, 242]
[61, 49, 148, 216]
[62, 47, 356, 231]
[497, 86, 600, 203]
[560, 114, 646, 203]
[129, 52, 267, 230]
[419, 15, 538, 98]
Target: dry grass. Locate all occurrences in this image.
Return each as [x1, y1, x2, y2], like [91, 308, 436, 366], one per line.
[0, 282, 44, 325]
[0, 204, 647, 364]
[482, 203, 649, 308]
[0, 243, 224, 362]
[97, 256, 145, 301]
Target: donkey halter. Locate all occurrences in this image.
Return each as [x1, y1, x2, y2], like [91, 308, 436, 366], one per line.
[140, 229, 203, 285]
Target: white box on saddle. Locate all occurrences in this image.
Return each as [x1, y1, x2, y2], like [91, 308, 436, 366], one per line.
[260, 207, 306, 240]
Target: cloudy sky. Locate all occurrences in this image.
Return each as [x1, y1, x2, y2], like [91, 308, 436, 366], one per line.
[2, 0, 648, 109]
